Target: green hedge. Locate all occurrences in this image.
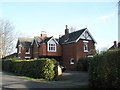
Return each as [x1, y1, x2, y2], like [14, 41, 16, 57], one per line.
[76, 58, 89, 71]
[89, 49, 120, 88]
[2, 58, 57, 80]
[76, 58, 90, 71]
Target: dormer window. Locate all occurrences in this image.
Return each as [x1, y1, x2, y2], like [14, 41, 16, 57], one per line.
[18, 45, 22, 54]
[25, 47, 30, 54]
[64, 38, 69, 43]
[83, 40, 88, 52]
[48, 39, 57, 52]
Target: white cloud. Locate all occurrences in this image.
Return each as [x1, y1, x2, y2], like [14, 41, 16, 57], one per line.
[99, 11, 117, 21]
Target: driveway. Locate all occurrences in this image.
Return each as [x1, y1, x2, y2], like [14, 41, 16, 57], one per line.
[2, 71, 88, 89]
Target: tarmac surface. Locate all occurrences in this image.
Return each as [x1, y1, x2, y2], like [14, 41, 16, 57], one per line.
[2, 70, 88, 89]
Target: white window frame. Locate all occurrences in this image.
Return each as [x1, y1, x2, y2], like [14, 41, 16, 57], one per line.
[48, 43, 56, 52]
[18, 45, 22, 54]
[83, 40, 88, 52]
[25, 47, 30, 54]
[87, 55, 93, 58]
[25, 56, 31, 59]
[47, 39, 56, 52]
[70, 58, 74, 64]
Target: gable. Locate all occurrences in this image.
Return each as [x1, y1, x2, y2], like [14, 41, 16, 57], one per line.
[76, 29, 96, 43]
[59, 28, 86, 44]
[16, 40, 21, 48]
[59, 28, 96, 44]
[48, 39, 56, 44]
[80, 31, 92, 40]
[47, 37, 58, 44]
[17, 37, 32, 47]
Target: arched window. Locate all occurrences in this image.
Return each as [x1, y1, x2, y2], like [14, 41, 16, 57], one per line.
[70, 58, 74, 64]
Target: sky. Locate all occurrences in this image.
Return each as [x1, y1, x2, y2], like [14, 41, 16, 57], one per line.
[0, 1, 118, 51]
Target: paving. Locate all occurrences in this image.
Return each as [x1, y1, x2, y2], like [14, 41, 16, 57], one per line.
[2, 70, 88, 89]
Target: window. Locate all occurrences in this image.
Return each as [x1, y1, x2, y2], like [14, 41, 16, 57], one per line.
[49, 44, 56, 52]
[18, 45, 21, 54]
[87, 55, 93, 58]
[48, 39, 56, 52]
[25, 56, 31, 59]
[25, 47, 30, 54]
[83, 41, 88, 52]
[70, 58, 74, 64]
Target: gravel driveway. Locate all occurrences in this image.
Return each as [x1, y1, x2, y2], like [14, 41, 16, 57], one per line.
[2, 70, 88, 89]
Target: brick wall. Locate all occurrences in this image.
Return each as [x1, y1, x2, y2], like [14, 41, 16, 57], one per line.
[32, 40, 39, 59]
[62, 39, 95, 69]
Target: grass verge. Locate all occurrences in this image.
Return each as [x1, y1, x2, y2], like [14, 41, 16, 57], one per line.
[19, 76, 47, 81]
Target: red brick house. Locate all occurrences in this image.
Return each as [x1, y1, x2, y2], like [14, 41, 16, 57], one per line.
[16, 25, 96, 69]
[109, 41, 120, 50]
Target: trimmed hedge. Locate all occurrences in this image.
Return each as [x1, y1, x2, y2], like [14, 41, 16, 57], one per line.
[76, 58, 90, 71]
[2, 58, 57, 80]
[89, 49, 120, 88]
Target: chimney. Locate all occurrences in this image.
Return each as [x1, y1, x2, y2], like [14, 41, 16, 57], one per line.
[41, 31, 47, 38]
[64, 25, 69, 40]
[114, 41, 118, 49]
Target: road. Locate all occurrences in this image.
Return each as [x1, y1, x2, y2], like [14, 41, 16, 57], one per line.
[2, 71, 88, 89]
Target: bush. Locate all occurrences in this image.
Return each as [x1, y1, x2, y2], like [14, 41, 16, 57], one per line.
[2, 58, 57, 80]
[76, 58, 91, 71]
[89, 49, 120, 89]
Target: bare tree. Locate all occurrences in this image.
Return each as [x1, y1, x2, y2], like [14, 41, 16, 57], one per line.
[70, 26, 76, 33]
[0, 19, 15, 58]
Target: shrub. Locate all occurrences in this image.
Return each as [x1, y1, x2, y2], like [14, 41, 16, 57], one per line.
[2, 58, 57, 81]
[89, 49, 120, 89]
[76, 57, 91, 71]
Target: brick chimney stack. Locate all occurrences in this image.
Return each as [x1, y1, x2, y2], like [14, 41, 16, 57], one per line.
[65, 25, 69, 40]
[114, 41, 118, 49]
[41, 31, 47, 38]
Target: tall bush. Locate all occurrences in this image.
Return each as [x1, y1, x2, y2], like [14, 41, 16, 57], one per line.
[2, 58, 57, 80]
[76, 57, 91, 71]
[89, 49, 120, 88]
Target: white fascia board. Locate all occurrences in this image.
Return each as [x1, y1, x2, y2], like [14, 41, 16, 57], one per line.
[31, 39, 34, 45]
[31, 39, 39, 47]
[18, 42, 22, 47]
[86, 29, 97, 43]
[47, 36, 59, 44]
[75, 29, 87, 42]
[17, 40, 22, 47]
[76, 28, 97, 43]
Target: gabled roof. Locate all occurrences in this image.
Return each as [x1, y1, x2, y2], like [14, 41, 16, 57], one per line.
[33, 37, 43, 46]
[28, 36, 58, 47]
[47, 36, 59, 44]
[109, 42, 120, 50]
[31, 36, 53, 47]
[17, 37, 32, 47]
[59, 28, 96, 44]
[59, 28, 86, 44]
[43, 37, 53, 43]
